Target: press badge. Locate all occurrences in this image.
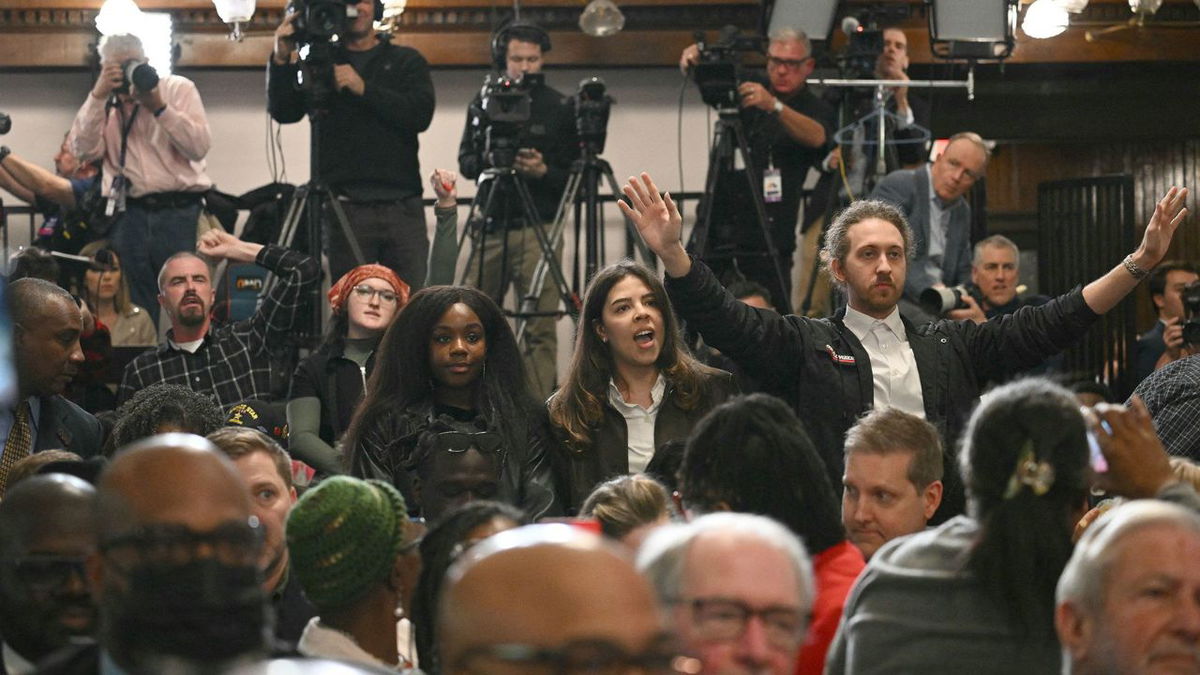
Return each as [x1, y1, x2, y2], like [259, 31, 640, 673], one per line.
[763, 168, 783, 203]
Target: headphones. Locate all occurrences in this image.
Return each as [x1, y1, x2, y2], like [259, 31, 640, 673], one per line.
[373, 0, 383, 22]
[489, 19, 551, 71]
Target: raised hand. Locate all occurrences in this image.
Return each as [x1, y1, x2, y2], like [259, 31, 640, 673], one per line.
[198, 228, 261, 263]
[1136, 186, 1189, 269]
[431, 169, 458, 208]
[1092, 396, 1175, 499]
[618, 172, 690, 277]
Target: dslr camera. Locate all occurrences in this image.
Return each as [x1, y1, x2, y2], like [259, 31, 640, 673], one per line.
[116, 59, 159, 94]
[919, 284, 985, 316]
[690, 26, 764, 111]
[468, 72, 543, 170]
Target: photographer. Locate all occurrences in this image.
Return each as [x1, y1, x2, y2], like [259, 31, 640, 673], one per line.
[268, 0, 436, 287]
[69, 33, 213, 326]
[1133, 261, 1199, 385]
[681, 28, 836, 310]
[457, 22, 577, 399]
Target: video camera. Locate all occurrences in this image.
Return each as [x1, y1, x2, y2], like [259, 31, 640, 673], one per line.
[1181, 280, 1200, 347]
[691, 26, 764, 110]
[570, 77, 613, 155]
[286, 0, 359, 43]
[286, 0, 362, 110]
[469, 72, 543, 170]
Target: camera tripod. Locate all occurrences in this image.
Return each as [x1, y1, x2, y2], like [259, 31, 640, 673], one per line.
[267, 114, 367, 339]
[459, 166, 579, 347]
[513, 146, 653, 344]
[687, 107, 792, 314]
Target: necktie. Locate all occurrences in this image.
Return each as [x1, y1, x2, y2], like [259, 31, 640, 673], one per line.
[0, 402, 32, 497]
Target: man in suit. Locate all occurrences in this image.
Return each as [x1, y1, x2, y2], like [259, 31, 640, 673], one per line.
[0, 474, 97, 674]
[1132, 261, 1198, 386]
[0, 279, 103, 496]
[870, 132, 989, 321]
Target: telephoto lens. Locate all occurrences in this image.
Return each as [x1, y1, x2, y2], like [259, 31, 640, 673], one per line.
[123, 60, 160, 93]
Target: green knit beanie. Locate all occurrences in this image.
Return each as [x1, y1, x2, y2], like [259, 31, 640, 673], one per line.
[285, 476, 409, 612]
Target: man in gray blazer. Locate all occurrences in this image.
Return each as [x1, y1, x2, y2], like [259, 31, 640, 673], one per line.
[871, 131, 989, 318]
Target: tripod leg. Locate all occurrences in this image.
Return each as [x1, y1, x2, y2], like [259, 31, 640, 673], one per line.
[326, 197, 367, 268]
[731, 121, 793, 315]
[688, 119, 734, 257]
[598, 160, 654, 267]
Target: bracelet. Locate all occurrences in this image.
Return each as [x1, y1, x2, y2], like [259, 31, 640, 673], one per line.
[1122, 254, 1149, 281]
[772, 99, 785, 115]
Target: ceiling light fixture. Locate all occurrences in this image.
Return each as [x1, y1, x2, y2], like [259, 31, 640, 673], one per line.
[579, 0, 625, 37]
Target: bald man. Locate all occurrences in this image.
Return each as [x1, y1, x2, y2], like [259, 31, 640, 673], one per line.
[38, 434, 270, 674]
[0, 474, 97, 673]
[1, 279, 102, 495]
[438, 524, 687, 675]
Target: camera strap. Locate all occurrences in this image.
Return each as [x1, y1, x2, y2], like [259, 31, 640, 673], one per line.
[105, 105, 139, 217]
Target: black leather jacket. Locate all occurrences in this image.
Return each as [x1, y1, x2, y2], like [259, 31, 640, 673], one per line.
[553, 371, 737, 513]
[666, 258, 1100, 520]
[348, 399, 561, 520]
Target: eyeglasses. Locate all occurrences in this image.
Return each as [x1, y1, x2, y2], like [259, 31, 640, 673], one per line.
[766, 55, 811, 71]
[8, 554, 89, 593]
[352, 284, 400, 305]
[432, 430, 504, 455]
[673, 597, 806, 649]
[98, 517, 263, 571]
[453, 637, 702, 675]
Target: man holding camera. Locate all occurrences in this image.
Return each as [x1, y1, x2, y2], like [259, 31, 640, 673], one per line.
[69, 33, 213, 327]
[681, 28, 836, 311]
[269, 0, 436, 288]
[1132, 261, 1199, 385]
[457, 22, 577, 399]
[870, 131, 989, 322]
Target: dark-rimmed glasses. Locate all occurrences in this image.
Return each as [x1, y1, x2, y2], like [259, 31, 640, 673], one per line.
[7, 554, 89, 593]
[98, 517, 263, 571]
[453, 637, 702, 674]
[766, 55, 811, 71]
[671, 597, 805, 649]
[352, 284, 400, 305]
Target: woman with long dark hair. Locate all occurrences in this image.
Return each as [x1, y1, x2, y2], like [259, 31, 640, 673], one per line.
[827, 378, 1094, 673]
[344, 285, 559, 520]
[289, 169, 460, 476]
[548, 259, 735, 511]
[77, 240, 157, 347]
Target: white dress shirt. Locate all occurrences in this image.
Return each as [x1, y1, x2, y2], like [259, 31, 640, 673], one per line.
[842, 304, 926, 418]
[607, 374, 667, 473]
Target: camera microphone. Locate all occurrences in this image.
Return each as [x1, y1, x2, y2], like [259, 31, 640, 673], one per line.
[841, 16, 861, 36]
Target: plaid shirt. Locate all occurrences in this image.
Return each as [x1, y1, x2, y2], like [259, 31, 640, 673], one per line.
[1130, 353, 1200, 461]
[118, 245, 320, 409]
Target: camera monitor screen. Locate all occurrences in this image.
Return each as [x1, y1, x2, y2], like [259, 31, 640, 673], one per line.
[767, 0, 840, 44]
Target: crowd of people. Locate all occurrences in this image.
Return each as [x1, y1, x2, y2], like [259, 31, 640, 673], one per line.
[0, 5, 1199, 674]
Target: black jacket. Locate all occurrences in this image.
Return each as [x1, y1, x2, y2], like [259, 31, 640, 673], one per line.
[289, 345, 375, 448]
[267, 39, 435, 198]
[348, 400, 561, 520]
[666, 259, 1100, 520]
[554, 371, 738, 512]
[35, 395, 104, 457]
[458, 80, 577, 225]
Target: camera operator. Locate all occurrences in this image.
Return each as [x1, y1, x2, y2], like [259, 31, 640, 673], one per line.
[268, 0, 436, 288]
[1133, 262, 1200, 385]
[680, 28, 836, 310]
[457, 22, 578, 400]
[0, 136, 104, 254]
[69, 33, 213, 327]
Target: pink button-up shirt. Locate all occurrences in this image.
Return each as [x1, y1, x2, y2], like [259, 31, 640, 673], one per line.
[69, 74, 213, 198]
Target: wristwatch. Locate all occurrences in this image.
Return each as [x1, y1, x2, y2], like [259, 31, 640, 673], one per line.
[772, 99, 785, 115]
[0, 145, 9, 164]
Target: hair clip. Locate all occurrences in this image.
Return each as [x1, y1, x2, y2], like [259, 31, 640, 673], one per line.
[1003, 440, 1055, 499]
